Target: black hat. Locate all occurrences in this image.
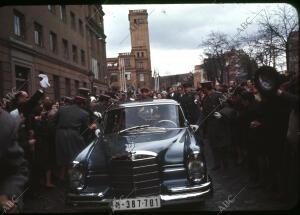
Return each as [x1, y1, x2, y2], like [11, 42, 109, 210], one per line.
[254, 66, 280, 97]
[99, 94, 110, 101]
[182, 83, 192, 88]
[200, 81, 213, 88]
[78, 88, 90, 98]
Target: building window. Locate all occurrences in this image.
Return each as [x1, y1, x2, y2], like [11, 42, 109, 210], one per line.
[75, 80, 79, 93]
[15, 65, 29, 92]
[65, 78, 71, 96]
[80, 50, 85, 65]
[62, 39, 68, 58]
[124, 59, 130, 67]
[110, 74, 118, 83]
[72, 45, 78, 63]
[79, 19, 84, 36]
[70, 11, 76, 30]
[60, 5, 66, 22]
[34, 22, 43, 46]
[83, 82, 87, 88]
[134, 19, 137, 24]
[53, 75, 60, 100]
[137, 52, 140, 57]
[49, 31, 57, 53]
[48, 5, 56, 14]
[137, 19, 144, 24]
[138, 62, 144, 69]
[125, 72, 131, 81]
[140, 74, 145, 82]
[92, 58, 99, 79]
[141, 52, 144, 57]
[13, 10, 25, 37]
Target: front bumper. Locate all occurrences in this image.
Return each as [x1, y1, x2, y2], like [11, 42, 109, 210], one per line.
[66, 180, 212, 210]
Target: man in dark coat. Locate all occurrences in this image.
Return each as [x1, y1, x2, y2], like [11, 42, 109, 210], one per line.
[180, 83, 200, 125]
[138, 88, 151, 100]
[51, 96, 90, 181]
[0, 109, 29, 213]
[201, 81, 231, 170]
[92, 94, 110, 115]
[167, 87, 177, 100]
[10, 74, 50, 124]
[176, 86, 184, 104]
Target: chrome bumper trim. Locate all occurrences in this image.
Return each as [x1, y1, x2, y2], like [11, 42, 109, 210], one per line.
[68, 192, 104, 198]
[169, 181, 211, 193]
[163, 167, 185, 173]
[160, 189, 211, 201]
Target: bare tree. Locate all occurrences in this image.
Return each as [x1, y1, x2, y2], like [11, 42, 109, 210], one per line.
[243, 4, 299, 71]
[200, 31, 232, 83]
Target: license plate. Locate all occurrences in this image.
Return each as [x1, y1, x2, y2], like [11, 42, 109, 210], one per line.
[112, 196, 161, 211]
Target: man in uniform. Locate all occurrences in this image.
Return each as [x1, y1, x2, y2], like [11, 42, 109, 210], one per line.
[51, 96, 90, 182]
[92, 94, 110, 115]
[201, 81, 231, 171]
[180, 83, 200, 125]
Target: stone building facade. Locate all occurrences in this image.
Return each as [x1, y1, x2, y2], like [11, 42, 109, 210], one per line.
[107, 9, 152, 92]
[0, 5, 107, 100]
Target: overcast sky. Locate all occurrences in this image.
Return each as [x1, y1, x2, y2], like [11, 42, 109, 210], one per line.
[103, 3, 292, 76]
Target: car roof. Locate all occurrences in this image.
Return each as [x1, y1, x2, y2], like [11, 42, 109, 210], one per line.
[108, 99, 180, 111]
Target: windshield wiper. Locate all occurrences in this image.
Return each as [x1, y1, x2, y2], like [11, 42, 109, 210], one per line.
[118, 125, 150, 134]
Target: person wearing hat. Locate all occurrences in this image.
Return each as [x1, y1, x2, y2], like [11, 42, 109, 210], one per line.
[201, 81, 231, 171]
[92, 94, 110, 115]
[50, 95, 90, 182]
[78, 88, 90, 99]
[180, 83, 200, 125]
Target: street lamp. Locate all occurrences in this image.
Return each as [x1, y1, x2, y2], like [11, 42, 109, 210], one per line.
[88, 70, 95, 94]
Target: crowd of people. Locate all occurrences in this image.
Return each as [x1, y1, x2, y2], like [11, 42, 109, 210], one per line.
[0, 67, 298, 213]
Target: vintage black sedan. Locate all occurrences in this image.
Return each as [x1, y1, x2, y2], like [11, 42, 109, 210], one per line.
[66, 99, 212, 211]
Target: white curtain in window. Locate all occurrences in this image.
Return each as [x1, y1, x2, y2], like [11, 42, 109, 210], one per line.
[14, 15, 20, 36]
[92, 58, 99, 79]
[60, 6, 63, 20]
[140, 74, 144, 82]
[34, 30, 39, 44]
[125, 72, 131, 80]
[50, 34, 53, 50]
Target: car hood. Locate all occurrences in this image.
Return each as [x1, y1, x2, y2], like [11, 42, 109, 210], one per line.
[86, 127, 190, 172]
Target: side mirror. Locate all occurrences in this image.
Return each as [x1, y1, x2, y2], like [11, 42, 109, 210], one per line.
[190, 125, 199, 132]
[94, 111, 102, 119]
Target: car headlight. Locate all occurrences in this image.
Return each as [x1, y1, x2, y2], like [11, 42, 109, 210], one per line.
[69, 161, 85, 191]
[187, 152, 205, 184]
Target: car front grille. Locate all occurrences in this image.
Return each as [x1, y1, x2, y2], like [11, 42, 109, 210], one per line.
[110, 152, 160, 198]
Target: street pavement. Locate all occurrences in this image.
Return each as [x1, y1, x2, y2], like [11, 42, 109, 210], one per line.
[23, 139, 297, 213]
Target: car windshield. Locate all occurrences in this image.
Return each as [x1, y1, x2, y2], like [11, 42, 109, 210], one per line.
[103, 104, 185, 134]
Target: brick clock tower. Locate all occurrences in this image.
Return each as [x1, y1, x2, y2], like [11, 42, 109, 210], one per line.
[128, 10, 152, 90]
